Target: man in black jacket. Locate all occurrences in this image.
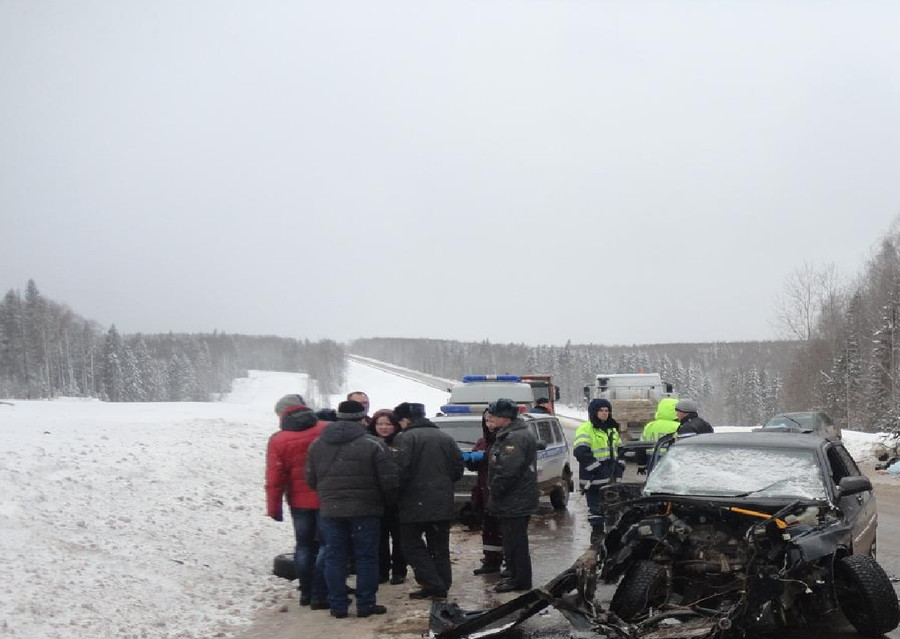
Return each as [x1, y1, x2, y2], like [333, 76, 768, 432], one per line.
[393, 402, 464, 600]
[306, 400, 399, 619]
[486, 398, 538, 593]
[674, 399, 714, 435]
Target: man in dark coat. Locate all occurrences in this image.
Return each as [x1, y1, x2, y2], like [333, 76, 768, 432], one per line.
[674, 399, 714, 435]
[306, 400, 399, 619]
[486, 398, 538, 593]
[393, 402, 464, 600]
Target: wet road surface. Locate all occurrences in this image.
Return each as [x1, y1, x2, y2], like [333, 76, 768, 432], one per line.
[232, 429, 900, 639]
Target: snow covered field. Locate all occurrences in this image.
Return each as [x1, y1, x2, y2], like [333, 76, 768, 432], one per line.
[0, 361, 449, 639]
[0, 359, 886, 638]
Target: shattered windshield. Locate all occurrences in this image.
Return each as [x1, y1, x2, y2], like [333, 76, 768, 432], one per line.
[643, 445, 828, 499]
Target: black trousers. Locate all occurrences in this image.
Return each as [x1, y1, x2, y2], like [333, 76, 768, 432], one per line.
[499, 515, 532, 588]
[399, 520, 452, 593]
[379, 509, 406, 579]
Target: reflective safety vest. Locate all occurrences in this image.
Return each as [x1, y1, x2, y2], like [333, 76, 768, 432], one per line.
[573, 421, 622, 487]
[641, 397, 680, 442]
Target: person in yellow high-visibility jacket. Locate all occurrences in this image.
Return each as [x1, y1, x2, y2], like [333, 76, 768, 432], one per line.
[573, 398, 624, 544]
[641, 397, 680, 442]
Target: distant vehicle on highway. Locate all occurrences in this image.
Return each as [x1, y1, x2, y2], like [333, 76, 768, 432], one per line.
[757, 411, 842, 441]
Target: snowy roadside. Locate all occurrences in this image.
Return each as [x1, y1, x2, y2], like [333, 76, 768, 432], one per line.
[0, 362, 451, 639]
[0, 371, 307, 639]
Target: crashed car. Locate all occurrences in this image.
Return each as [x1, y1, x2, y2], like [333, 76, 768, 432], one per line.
[600, 432, 898, 637]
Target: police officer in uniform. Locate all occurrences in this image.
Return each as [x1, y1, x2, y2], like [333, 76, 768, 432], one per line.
[486, 398, 538, 593]
[573, 398, 624, 545]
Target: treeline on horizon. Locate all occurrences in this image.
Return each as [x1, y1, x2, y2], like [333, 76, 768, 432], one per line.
[0, 280, 345, 402]
[352, 222, 900, 433]
[350, 337, 796, 426]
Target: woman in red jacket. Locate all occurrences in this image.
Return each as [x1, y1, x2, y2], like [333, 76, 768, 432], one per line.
[266, 400, 329, 608]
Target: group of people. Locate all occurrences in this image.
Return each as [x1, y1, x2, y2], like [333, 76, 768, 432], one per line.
[264, 390, 540, 620]
[266, 386, 711, 618]
[573, 396, 712, 544]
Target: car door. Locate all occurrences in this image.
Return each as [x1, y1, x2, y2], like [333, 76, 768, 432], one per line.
[828, 444, 877, 555]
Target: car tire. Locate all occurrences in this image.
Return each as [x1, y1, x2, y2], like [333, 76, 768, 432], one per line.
[273, 552, 297, 581]
[834, 554, 899, 637]
[550, 475, 570, 511]
[610, 560, 668, 622]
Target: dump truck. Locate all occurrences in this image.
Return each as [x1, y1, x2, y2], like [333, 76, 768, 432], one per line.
[582, 373, 674, 441]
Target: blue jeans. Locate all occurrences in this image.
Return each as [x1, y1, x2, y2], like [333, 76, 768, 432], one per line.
[290, 508, 327, 602]
[319, 516, 380, 612]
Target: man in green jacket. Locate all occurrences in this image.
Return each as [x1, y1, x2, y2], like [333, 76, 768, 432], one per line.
[641, 397, 680, 442]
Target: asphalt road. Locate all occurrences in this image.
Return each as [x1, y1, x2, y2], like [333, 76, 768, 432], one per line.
[233, 419, 900, 639]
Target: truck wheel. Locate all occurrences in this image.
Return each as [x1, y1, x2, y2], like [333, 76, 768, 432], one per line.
[550, 476, 570, 510]
[273, 553, 297, 581]
[610, 560, 668, 622]
[835, 554, 899, 637]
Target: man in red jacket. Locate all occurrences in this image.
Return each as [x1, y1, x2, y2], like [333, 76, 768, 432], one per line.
[266, 398, 329, 608]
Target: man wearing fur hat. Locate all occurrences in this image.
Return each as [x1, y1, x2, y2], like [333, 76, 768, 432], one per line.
[266, 395, 329, 608]
[392, 402, 464, 599]
[573, 398, 625, 545]
[305, 399, 399, 618]
[485, 398, 539, 593]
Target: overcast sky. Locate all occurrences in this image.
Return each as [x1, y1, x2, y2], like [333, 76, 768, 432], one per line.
[2, 1, 898, 346]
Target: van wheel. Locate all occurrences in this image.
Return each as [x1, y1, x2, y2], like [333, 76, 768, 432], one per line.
[550, 476, 570, 510]
[273, 553, 297, 580]
[834, 554, 899, 637]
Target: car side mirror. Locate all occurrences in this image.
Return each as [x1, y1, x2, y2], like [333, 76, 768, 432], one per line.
[838, 475, 872, 497]
[536, 441, 547, 451]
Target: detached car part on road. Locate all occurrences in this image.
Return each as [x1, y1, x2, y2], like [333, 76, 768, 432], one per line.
[432, 432, 899, 639]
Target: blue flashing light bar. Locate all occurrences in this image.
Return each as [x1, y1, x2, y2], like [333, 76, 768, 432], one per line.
[440, 404, 481, 414]
[461, 374, 521, 383]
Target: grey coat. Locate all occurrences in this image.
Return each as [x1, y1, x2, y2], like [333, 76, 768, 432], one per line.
[305, 420, 399, 518]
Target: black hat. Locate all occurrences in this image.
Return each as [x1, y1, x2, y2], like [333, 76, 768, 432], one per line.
[315, 408, 337, 422]
[487, 398, 519, 419]
[394, 402, 426, 421]
[337, 400, 367, 421]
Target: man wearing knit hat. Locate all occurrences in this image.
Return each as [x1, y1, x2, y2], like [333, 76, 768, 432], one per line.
[266, 398, 328, 608]
[306, 399, 399, 618]
[393, 401, 464, 599]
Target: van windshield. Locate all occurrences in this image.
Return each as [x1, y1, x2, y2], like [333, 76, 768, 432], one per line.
[437, 419, 484, 447]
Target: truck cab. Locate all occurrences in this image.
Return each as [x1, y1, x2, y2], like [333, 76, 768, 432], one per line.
[583, 373, 674, 441]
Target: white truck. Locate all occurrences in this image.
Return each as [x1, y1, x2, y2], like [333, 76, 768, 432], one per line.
[582, 373, 674, 441]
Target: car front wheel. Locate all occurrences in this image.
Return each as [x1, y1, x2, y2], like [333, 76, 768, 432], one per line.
[610, 560, 668, 622]
[834, 554, 899, 637]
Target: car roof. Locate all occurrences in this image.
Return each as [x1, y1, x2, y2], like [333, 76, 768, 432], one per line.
[432, 414, 483, 424]
[674, 431, 828, 451]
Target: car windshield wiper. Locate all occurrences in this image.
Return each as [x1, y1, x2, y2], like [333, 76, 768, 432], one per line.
[732, 477, 797, 498]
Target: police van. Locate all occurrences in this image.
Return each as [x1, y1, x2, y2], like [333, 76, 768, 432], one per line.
[434, 406, 574, 513]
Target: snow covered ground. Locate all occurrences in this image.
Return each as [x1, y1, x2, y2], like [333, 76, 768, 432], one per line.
[0, 361, 449, 639]
[0, 359, 887, 638]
